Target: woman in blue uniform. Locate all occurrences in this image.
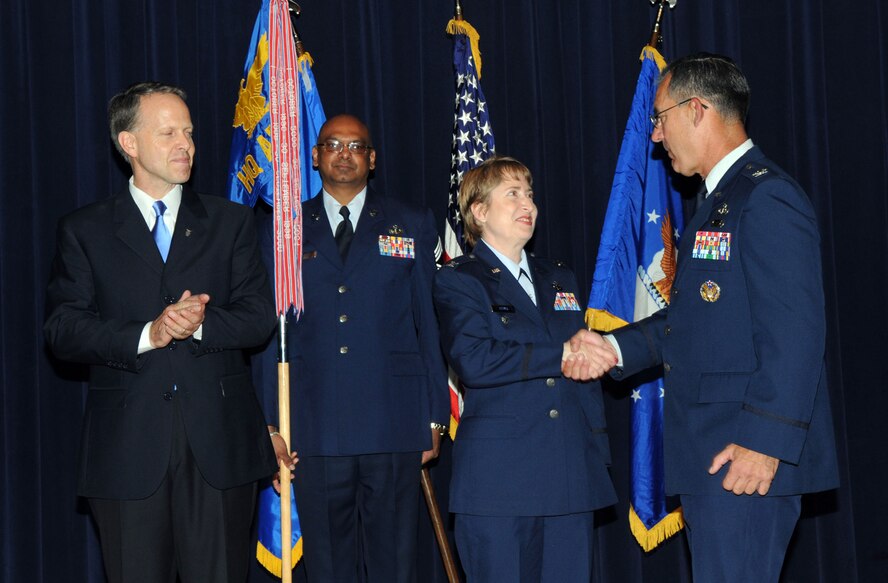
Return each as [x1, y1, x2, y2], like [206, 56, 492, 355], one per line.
[434, 157, 617, 582]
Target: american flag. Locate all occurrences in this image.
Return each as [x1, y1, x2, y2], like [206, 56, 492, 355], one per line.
[444, 17, 496, 434]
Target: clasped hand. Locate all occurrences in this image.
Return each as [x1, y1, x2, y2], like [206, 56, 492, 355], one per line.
[561, 329, 618, 381]
[149, 290, 210, 348]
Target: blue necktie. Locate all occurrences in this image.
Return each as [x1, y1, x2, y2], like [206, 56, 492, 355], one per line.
[152, 201, 172, 262]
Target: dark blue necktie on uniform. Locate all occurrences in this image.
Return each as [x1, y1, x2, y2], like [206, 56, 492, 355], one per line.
[152, 201, 172, 262]
[334, 206, 354, 260]
[694, 182, 708, 213]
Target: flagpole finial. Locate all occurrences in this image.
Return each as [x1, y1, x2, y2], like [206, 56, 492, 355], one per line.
[455, 0, 463, 21]
[287, 1, 306, 57]
[648, 0, 676, 49]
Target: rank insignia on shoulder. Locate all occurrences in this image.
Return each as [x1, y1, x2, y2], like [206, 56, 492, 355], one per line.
[752, 168, 769, 178]
[378, 235, 415, 259]
[692, 230, 731, 261]
[388, 224, 404, 235]
[553, 292, 581, 311]
[700, 280, 721, 302]
[490, 267, 501, 274]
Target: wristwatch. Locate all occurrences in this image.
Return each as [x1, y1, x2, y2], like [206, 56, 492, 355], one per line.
[430, 422, 448, 436]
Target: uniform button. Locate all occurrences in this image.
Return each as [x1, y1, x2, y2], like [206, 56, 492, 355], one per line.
[664, 325, 671, 335]
[162, 392, 173, 401]
[340, 346, 349, 354]
[338, 285, 348, 294]
[339, 314, 348, 323]
[546, 378, 555, 387]
[549, 409, 559, 419]
[672, 288, 679, 296]
[663, 362, 671, 373]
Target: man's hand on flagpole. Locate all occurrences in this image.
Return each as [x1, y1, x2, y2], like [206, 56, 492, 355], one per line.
[421, 429, 442, 466]
[709, 443, 779, 496]
[561, 329, 618, 381]
[269, 425, 298, 494]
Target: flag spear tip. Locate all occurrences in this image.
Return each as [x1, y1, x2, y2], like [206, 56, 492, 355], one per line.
[648, 0, 676, 49]
[454, 0, 463, 21]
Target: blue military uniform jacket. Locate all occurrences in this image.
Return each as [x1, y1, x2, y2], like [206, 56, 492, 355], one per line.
[256, 188, 449, 457]
[435, 241, 617, 516]
[611, 147, 839, 497]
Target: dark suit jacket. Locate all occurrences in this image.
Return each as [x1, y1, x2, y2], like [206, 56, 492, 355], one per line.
[45, 188, 277, 499]
[434, 241, 616, 516]
[611, 147, 839, 497]
[256, 188, 448, 457]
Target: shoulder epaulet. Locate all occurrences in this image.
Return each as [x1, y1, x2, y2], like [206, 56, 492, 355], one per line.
[444, 254, 478, 269]
[740, 162, 776, 183]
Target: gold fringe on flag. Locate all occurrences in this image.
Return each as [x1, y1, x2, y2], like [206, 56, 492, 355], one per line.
[629, 506, 685, 552]
[585, 308, 628, 333]
[256, 539, 304, 578]
[297, 51, 314, 68]
[446, 19, 483, 79]
[641, 45, 667, 71]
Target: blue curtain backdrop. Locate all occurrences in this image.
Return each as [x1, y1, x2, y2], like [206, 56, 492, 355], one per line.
[1, 1, 884, 581]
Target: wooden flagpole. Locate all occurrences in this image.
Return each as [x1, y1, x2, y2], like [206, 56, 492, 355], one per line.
[278, 315, 293, 583]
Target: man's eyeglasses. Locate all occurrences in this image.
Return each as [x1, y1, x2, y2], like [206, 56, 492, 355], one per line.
[649, 97, 708, 128]
[317, 140, 372, 154]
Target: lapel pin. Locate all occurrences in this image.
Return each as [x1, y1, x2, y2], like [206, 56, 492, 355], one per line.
[312, 213, 321, 221]
[369, 208, 378, 217]
[551, 281, 563, 291]
[184, 228, 192, 237]
[717, 203, 729, 215]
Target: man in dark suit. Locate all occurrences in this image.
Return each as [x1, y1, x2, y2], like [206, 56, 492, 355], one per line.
[584, 54, 839, 582]
[44, 82, 277, 583]
[262, 114, 448, 583]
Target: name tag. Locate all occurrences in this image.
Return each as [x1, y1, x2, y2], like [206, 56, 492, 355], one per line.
[692, 230, 731, 261]
[553, 292, 581, 311]
[378, 235, 415, 259]
[491, 304, 516, 313]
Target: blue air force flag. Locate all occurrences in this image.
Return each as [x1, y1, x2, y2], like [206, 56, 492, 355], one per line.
[586, 46, 685, 552]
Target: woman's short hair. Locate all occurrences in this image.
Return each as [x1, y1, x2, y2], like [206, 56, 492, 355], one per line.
[459, 156, 533, 247]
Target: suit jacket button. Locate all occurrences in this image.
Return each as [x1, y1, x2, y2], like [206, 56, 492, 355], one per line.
[663, 362, 671, 373]
[338, 285, 348, 294]
[162, 392, 173, 401]
[340, 346, 349, 354]
[549, 409, 559, 419]
[163, 295, 176, 305]
[339, 314, 348, 323]
[664, 325, 671, 335]
[546, 378, 555, 387]
[168, 342, 177, 350]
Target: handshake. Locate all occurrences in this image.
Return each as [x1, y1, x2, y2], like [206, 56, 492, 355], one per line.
[561, 329, 619, 381]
